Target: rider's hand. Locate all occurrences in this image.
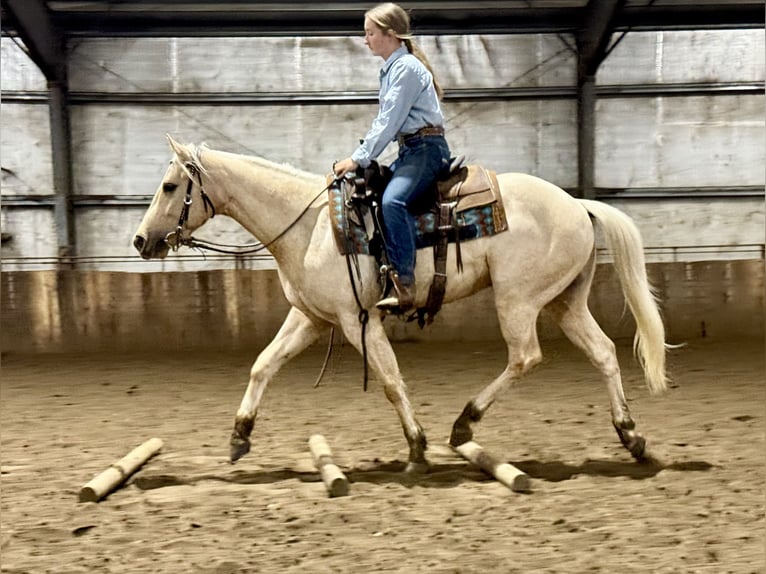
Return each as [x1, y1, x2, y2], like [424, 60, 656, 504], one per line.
[333, 158, 358, 178]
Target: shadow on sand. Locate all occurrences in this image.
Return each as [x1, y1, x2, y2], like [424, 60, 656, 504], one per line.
[133, 455, 713, 492]
[514, 456, 713, 483]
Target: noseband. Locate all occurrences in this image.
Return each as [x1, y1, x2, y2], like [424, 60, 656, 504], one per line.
[165, 162, 216, 251]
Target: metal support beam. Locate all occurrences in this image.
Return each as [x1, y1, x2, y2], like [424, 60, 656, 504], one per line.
[3, 0, 66, 82]
[3, 0, 76, 263]
[42, 5, 578, 37]
[575, 0, 625, 199]
[617, 4, 764, 31]
[48, 81, 76, 262]
[577, 0, 627, 77]
[577, 72, 596, 200]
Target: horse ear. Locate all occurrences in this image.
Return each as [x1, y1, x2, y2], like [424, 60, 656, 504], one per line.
[166, 134, 191, 163]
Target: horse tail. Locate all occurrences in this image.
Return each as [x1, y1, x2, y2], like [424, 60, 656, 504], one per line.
[579, 199, 668, 395]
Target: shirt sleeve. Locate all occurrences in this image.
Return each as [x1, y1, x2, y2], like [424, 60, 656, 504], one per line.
[351, 60, 426, 168]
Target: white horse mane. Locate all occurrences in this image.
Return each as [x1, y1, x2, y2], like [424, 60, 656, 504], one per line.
[239, 153, 323, 185]
[176, 142, 322, 186]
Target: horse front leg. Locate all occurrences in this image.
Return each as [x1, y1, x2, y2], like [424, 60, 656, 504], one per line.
[339, 314, 429, 473]
[230, 306, 322, 462]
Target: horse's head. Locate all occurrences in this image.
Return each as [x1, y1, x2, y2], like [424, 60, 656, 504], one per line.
[133, 135, 216, 259]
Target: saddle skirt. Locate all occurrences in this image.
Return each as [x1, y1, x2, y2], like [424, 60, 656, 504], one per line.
[328, 164, 508, 257]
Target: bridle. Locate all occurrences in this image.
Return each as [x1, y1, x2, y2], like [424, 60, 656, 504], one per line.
[164, 157, 331, 256]
[164, 162, 216, 251]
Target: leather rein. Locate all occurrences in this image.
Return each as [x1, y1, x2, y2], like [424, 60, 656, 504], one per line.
[164, 162, 370, 391]
[165, 160, 329, 256]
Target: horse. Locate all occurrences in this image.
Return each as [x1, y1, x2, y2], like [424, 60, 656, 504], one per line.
[133, 135, 668, 473]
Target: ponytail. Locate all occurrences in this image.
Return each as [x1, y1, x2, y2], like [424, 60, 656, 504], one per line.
[404, 38, 444, 100]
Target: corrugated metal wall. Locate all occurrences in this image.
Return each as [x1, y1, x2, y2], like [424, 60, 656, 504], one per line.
[2, 30, 763, 271]
[1, 30, 763, 351]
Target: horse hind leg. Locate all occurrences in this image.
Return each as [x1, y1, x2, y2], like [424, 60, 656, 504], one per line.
[230, 306, 323, 462]
[546, 279, 647, 459]
[450, 306, 542, 448]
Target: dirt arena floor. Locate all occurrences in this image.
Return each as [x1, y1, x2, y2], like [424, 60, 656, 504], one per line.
[1, 336, 763, 573]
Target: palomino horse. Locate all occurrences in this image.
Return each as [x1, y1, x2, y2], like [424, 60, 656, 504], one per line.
[133, 136, 667, 472]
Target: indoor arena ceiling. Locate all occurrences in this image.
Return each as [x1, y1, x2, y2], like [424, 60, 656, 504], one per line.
[1, 1, 763, 83]
[2, 1, 764, 38]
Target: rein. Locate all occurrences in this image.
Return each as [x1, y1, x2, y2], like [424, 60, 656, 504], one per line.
[165, 160, 330, 256]
[166, 162, 372, 392]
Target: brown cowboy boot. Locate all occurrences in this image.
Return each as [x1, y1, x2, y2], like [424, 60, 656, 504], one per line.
[376, 270, 415, 311]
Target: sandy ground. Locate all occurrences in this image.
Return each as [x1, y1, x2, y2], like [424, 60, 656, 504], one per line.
[1, 336, 763, 573]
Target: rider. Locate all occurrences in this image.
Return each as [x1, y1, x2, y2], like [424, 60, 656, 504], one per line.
[333, 2, 451, 312]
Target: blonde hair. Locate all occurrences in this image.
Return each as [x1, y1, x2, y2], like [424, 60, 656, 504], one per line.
[365, 2, 444, 99]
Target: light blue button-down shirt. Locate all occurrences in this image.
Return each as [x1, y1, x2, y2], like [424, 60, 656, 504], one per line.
[351, 46, 445, 168]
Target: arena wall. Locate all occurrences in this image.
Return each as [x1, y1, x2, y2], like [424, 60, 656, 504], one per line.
[2, 259, 762, 354]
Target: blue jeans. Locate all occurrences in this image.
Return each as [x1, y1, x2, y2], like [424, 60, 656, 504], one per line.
[382, 135, 451, 285]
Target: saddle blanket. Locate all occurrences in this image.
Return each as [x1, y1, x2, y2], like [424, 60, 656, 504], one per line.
[329, 165, 508, 256]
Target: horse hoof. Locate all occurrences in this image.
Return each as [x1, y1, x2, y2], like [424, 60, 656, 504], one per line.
[449, 427, 473, 448]
[404, 461, 430, 475]
[628, 434, 647, 460]
[229, 438, 251, 463]
[614, 422, 646, 460]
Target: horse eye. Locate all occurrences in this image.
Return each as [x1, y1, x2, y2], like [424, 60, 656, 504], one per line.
[163, 182, 177, 193]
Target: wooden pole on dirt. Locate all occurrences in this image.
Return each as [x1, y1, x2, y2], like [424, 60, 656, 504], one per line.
[79, 438, 164, 502]
[454, 441, 531, 493]
[308, 434, 349, 498]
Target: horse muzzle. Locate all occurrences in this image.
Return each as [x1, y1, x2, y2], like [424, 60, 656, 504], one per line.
[133, 232, 170, 260]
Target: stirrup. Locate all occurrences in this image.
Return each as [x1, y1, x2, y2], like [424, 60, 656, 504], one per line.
[375, 294, 414, 313]
[375, 295, 409, 311]
[377, 268, 414, 312]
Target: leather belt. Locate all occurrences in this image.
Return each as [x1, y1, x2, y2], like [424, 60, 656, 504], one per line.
[397, 126, 445, 145]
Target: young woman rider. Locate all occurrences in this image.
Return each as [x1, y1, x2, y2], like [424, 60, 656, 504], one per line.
[333, 2, 450, 311]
